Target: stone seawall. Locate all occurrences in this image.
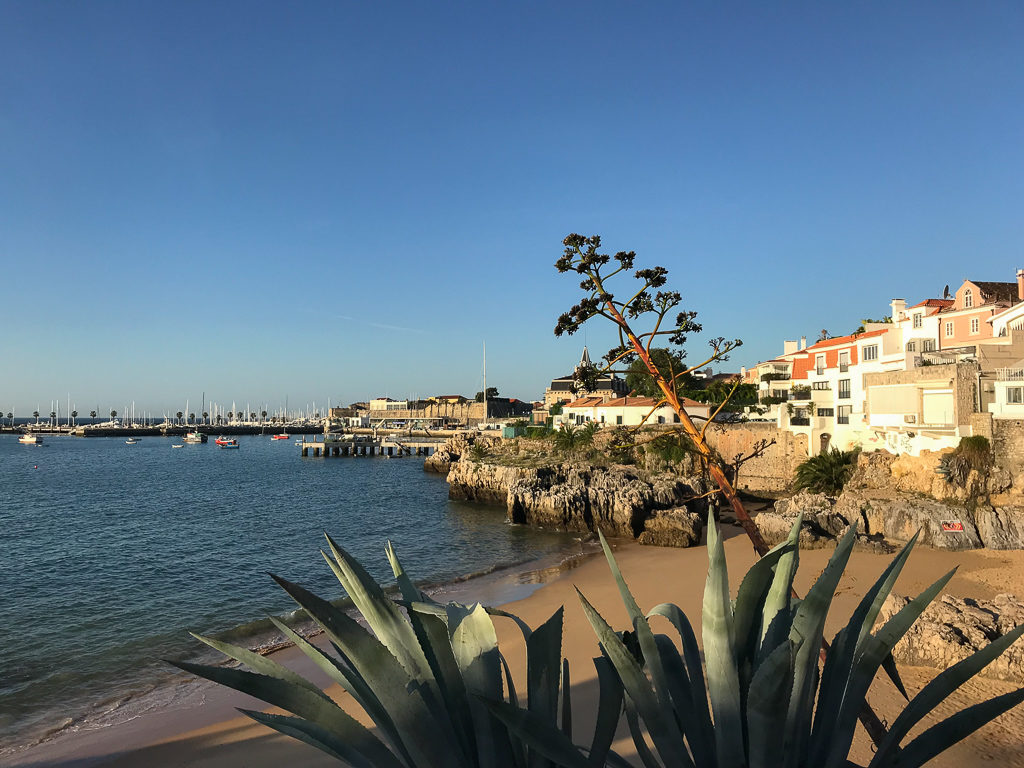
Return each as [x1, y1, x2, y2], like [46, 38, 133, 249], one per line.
[703, 422, 808, 494]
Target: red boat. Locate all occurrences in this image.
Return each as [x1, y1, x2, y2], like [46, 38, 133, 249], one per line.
[271, 433, 289, 440]
[215, 436, 233, 445]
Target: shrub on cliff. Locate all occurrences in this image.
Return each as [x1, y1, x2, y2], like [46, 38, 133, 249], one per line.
[793, 448, 858, 495]
[937, 436, 993, 488]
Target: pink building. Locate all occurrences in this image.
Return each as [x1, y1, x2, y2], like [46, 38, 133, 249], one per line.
[938, 273, 1024, 349]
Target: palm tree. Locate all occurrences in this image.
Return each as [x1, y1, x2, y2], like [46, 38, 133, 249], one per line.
[261, 410, 267, 422]
[33, 410, 39, 424]
[71, 410, 78, 426]
[216, 414, 223, 426]
[6, 412, 12, 427]
[176, 411, 183, 425]
[250, 412, 256, 422]
[202, 411, 209, 425]
[189, 413, 195, 424]
[227, 411, 234, 422]
[49, 411, 56, 427]
[110, 410, 117, 422]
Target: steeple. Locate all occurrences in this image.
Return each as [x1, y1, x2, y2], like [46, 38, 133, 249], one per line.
[577, 346, 592, 370]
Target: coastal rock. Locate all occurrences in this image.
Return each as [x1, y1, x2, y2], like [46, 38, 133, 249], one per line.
[424, 434, 494, 475]
[637, 508, 704, 548]
[878, 592, 1024, 682]
[754, 490, 851, 548]
[974, 506, 1024, 550]
[833, 490, 983, 550]
[448, 456, 708, 544]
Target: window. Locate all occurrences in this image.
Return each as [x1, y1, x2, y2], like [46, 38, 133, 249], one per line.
[1008, 387, 1024, 405]
[838, 351, 849, 372]
[812, 381, 831, 390]
[964, 288, 973, 308]
[837, 405, 850, 424]
[815, 354, 825, 375]
[907, 341, 916, 352]
[838, 379, 851, 399]
[971, 317, 980, 334]
[862, 344, 878, 361]
[945, 321, 954, 337]
[616, 415, 623, 425]
[817, 407, 834, 417]
[913, 313, 922, 329]
[922, 339, 936, 352]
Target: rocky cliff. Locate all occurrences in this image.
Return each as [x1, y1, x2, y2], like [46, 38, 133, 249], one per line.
[444, 449, 708, 547]
[756, 450, 1024, 550]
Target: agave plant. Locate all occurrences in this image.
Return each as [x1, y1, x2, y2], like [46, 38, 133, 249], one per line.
[492, 518, 1024, 768]
[173, 535, 622, 767]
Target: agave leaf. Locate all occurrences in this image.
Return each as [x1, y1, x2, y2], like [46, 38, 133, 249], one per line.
[784, 523, 858, 761]
[824, 568, 958, 768]
[448, 602, 514, 768]
[884, 687, 1024, 768]
[880, 652, 909, 700]
[527, 607, 564, 730]
[596, 531, 682, 740]
[499, 651, 528, 768]
[410, 606, 479, 765]
[189, 631, 327, 698]
[322, 534, 434, 683]
[170, 660, 404, 768]
[385, 540, 427, 604]
[703, 516, 746, 768]
[808, 532, 919, 765]
[588, 655, 625, 768]
[647, 602, 715, 761]
[747, 640, 797, 768]
[870, 622, 1024, 766]
[733, 541, 793, 672]
[482, 698, 592, 768]
[238, 709, 376, 767]
[561, 658, 572, 741]
[487, 606, 536, 641]
[577, 589, 689, 767]
[651, 634, 714, 767]
[271, 574, 463, 767]
[760, 514, 802, 645]
[623, 695, 671, 768]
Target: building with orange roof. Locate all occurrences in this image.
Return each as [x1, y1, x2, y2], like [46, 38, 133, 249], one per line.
[556, 394, 711, 428]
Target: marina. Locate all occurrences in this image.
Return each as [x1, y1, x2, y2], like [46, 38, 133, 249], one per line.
[298, 434, 444, 457]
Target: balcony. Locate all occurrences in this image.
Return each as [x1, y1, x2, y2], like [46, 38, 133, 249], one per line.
[837, 415, 850, 425]
[790, 417, 810, 426]
[839, 363, 849, 373]
[997, 367, 1024, 381]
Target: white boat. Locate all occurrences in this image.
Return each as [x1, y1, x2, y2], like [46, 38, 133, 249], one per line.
[18, 434, 42, 445]
[126, 437, 141, 445]
[183, 431, 208, 444]
[172, 444, 184, 449]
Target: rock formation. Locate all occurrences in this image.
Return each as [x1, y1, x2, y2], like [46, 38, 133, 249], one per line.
[878, 592, 1024, 682]
[442, 440, 710, 544]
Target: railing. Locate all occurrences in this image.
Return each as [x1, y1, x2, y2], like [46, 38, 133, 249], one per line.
[839, 363, 849, 372]
[791, 390, 811, 401]
[790, 417, 810, 426]
[996, 367, 1024, 381]
[837, 415, 850, 425]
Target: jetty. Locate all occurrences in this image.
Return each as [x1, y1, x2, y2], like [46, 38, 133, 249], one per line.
[299, 435, 444, 458]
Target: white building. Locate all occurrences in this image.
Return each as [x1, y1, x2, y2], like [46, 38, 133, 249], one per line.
[558, 395, 711, 428]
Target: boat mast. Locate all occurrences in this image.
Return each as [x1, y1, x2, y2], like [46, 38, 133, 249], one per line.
[482, 341, 487, 422]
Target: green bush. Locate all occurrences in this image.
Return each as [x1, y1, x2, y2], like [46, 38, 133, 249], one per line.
[793, 448, 858, 495]
[646, 432, 695, 464]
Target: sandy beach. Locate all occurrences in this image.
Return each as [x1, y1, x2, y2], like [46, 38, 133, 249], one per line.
[15, 527, 1024, 768]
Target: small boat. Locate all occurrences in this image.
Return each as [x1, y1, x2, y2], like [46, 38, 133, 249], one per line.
[294, 440, 303, 446]
[214, 436, 233, 446]
[182, 431, 208, 444]
[172, 444, 184, 449]
[219, 439, 240, 449]
[125, 438, 140, 445]
[271, 433, 289, 440]
[18, 434, 42, 445]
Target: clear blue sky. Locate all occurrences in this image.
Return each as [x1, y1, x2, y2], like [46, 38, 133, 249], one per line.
[2, 2, 1023, 416]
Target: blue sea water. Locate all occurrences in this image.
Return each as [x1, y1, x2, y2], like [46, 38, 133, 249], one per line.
[0, 434, 581, 753]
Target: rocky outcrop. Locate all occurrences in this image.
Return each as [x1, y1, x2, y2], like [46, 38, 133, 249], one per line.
[447, 457, 709, 543]
[878, 592, 1024, 682]
[834, 490, 985, 550]
[752, 490, 852, 548]
[637, 508, 704, 548]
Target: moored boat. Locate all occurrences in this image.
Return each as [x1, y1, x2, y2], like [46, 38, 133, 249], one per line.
[183, 431, 208, 444]
[18, 434, 42, 445]
[271, 433, 289, 440]
[214, 436, 233, 445]
[219, 439, 240, 449]
[125, 437, 140, 445]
